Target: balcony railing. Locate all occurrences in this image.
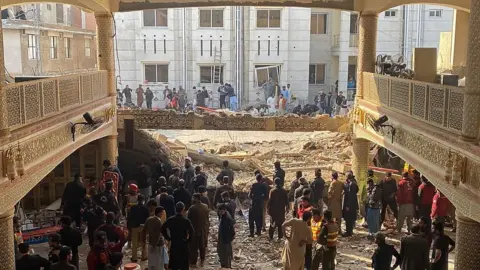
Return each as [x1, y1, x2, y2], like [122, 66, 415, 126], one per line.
[362, 72, 465, 134]
[5, 71, 108, 130]
[332, 35, 340, 48]
[349, 34, 358, 47]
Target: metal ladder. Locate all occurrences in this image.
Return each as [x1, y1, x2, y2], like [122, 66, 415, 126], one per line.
[212, 46, 222, 108]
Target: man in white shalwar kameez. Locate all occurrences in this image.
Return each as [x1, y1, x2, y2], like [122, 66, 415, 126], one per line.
[281, 212, 312, 270]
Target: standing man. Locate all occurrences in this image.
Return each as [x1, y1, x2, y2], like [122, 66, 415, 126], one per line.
[342, 172, 359, 237]
[380, 172, 398, 226]
[418, 176, 436, 220]
[335, 91, 345, 115]
[217, 203, 235, 268]
[161, 202, 195, 270]
[173, 180, 192, 210]
[61, 173, 86, 228]
[182, 157, 195, 192]
[288, 171, 303, 206]
[325, 92, 333, 116]
[431, 222, 455, 270]
[218, 83, 227, 108]
[366, 179, 383, 239]
[399, 225, 430, 270]
[216, 160, 235, 186]
[310, 168, 325, 210]
[213, 176, 235, 208]
[150, 157, 165, 194]
[136, 84, 145, 107]
[143, 206, 167, 270]
[145, 87, 154, 109]
[192, 166, 208, 193]
[267, 177, 289, 240]
[371, 232, 401, 270]
[16, 243, 51, 270]
[327, 172, 344, 234]
[168, 168, 181, 189]
[187, 194, 210, 268]
[262, 79, 274, 102]
[127, 194, 150, 263]
[122, 85, 133, 104]
[397, 172, 415, 234]
[273, 161, 286, 187]
[314, 90, 326, 114]
[156, 186, 176, 219]
[58, 216, 83, 269]
[431, 191, 450, 226]
[178, 86, 187, 111]
[51, 246, 76, 270]
[248, 174, 269, 237]
[281, 212, 313, 270]
[136, 162, 152, 199]
[318, 210, 339, 270]
[102, 159, 124, 204]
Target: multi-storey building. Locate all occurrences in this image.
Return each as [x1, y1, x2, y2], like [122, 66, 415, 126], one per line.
[114, 5, 454, 106]
[2, 4, 97, 78]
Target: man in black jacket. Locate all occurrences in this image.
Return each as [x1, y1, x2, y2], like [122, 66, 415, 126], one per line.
[156, 186, 176, 218]
[173, 180, 192, 210]
[182, 158, 195, 192]
[217, 203, 235, 268]
[273, 161, 286, 187]
[58, 216, 82, 269]
[16, 243, 50, 270]
[136, 161, 152, 198]
[150, 157, 165, 195]
[127, 194, 150, 262]
[310, 168, 325, 210]
[161, 202, 195, 270]
[192, 166, 208, 193]
[61, 173, 86, 228]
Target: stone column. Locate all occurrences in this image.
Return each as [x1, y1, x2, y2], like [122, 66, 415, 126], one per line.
[100, 135, 119, 165]
[95, 13, 116, 97]
[0, 209, 15, 270]
[351, 138, 369, 214]
[462, 1, 480, 141]
[356, 13, 378, 100]
[0, 17, 9, 137]
[455, 211, 480, 269]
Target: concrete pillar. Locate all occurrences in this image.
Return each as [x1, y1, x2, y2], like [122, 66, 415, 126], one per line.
[462, 1, 480, 142]
[100, 135, 119, 165]
[351, 138, 370, 204]
[0, 18, 9, 137]
[451, 10, 468, 75]
[95, 13, 116, 97]
[338, 12, 351, 92]
[455, 211, 480, 269]
[356, 13, 378, 100]
[0, 209, 15, 270]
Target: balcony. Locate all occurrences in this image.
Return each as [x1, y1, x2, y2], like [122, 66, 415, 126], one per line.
[5, 71, 108, 131]
[349, 33, 358, 47]
[362, 72, 464, 135]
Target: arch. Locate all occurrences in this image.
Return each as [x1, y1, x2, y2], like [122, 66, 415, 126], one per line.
[360, 0, 470, 14]
[0, 123, 115, 215]
[354, 124, 480, 223]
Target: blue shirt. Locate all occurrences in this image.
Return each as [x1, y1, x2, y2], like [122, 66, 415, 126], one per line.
[281, 89, 289, 99]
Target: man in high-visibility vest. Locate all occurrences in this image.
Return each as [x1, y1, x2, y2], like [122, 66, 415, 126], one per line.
[318, 210, 338, 270]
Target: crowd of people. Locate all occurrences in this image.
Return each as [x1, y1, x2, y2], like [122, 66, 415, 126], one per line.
[13, 154, 456, 270]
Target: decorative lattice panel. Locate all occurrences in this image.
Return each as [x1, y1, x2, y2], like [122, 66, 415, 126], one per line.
[24, 83, 40, 123]
[390, 79, 410, 113]
[59, 76, 80, 109]
[428, 86, 446, 126]
[377, 76, 389, 106]
[42, 80, 57, 115]
[92, 73, 101, 100]
[6, 85, 23, 127]
[448, 89, 464, 132]
[81, 74, 93, 102]
[412, 83, 427, 119]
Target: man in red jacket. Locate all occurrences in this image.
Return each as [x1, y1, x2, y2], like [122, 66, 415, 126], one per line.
[431, 190, 450, 226]
[417, 176, 436, 220]
[396, 172, 414, 233]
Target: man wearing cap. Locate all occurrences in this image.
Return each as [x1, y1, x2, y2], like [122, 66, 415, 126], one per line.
[182, 157, 195, 193]
[371, 232, 400, 270]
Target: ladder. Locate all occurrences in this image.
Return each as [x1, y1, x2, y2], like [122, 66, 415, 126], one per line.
[212, 46, 222, 108]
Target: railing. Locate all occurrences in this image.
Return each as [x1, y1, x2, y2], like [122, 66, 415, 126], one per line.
[362, 72, 465, 134]
[5, 71, 108, 130]
[349, 34, 358, 47]
[332, 35, 340, 48]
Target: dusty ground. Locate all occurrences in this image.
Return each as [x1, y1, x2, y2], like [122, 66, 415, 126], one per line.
[32, 130, 455, 269]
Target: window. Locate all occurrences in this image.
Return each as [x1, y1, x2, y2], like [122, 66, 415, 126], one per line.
[310, 14, 327, 34]
[199, 66, 224, 83]
[56, 4, 64, 24]
[254, 65, 281, 87]
[47, 4, 51, 10]
[384, 9, 397, 17]
[199, 9, 224, 28]
[429, 9, 442, 17]
[49, 36, 58, 59]
[349, 13, 358, 34]
[64, 38, 71, 58]
[309, 64, 326, 85]
[143, 9, 168, 27]
[27, 34, 37, 60]
[256, 9, 281, 28]
[144, 64, 168, 83]
[84, 39, 91, 57]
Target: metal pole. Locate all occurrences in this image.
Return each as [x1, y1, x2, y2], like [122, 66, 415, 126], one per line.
[182, 8, 187, 89]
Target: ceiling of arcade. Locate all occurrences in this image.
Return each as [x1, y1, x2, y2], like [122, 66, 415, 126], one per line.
[2, 0, 470, 14]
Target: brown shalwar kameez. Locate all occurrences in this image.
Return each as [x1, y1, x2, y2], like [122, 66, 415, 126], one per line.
[187, 202, 210, 265]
